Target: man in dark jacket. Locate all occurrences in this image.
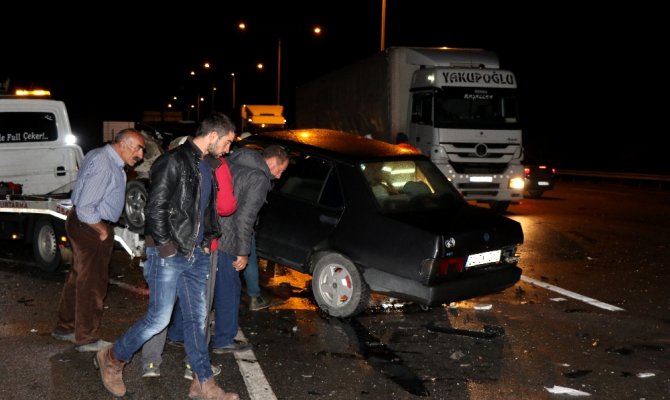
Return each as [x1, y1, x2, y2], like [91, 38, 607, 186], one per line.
[211, 145, 289, 353]
[94, 113, 239, 400]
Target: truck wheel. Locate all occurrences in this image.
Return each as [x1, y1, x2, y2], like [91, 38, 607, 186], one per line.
[489, 201, 510, 213]
[311, 253, 370, 318]
[33, 218, 62, 272]
[124, 180, 148, 232]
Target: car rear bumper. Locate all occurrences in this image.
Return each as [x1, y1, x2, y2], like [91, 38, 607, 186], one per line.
[363, 265, 522, 306]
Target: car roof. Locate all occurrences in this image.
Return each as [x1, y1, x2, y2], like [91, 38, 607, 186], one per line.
[243, 129, 421, 163]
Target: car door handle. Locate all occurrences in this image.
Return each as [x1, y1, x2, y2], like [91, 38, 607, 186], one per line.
[319, 214, 338, 226]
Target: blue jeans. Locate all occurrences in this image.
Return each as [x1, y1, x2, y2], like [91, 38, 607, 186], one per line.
[211, 251, 240, 348]
[113, 246, 213, 381]
[243, 234, 261, 297]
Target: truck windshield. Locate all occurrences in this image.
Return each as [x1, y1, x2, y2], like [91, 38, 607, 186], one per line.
[0, 112, 59, 143]
[432, 87, 520, 130]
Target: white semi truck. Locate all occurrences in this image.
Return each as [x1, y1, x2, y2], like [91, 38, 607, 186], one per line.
[0, 96, 143, 271]
[295, 46, 524, 212]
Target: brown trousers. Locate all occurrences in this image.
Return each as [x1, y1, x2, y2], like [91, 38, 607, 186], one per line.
[54, 209, 114, 345]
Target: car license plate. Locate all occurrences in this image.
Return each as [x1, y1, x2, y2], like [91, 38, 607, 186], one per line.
[466, 250, 501, 267]
[538, 181, 550, 186]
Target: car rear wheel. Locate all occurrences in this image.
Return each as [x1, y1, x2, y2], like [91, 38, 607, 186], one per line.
[526, 189, 544, 198]
[124, 180, 148, 232]
[33, 217, 62, 272]
[311, 253, 370, 318]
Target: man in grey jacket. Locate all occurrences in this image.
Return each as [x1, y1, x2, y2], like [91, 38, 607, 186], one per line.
[211, 144, 289, 353]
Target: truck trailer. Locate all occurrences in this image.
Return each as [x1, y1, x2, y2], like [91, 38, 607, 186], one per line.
[295, 46, 524, 212]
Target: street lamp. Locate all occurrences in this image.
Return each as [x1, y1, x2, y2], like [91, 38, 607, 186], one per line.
[238, 22, 322, 105]
[189, 62, 214, 119]
[196, 95, 204, 121]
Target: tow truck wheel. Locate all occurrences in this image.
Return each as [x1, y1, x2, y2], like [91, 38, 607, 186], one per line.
[33, 217, 62, 272]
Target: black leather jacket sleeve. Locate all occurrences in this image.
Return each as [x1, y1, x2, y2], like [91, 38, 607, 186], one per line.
[145, 140, 219, 258]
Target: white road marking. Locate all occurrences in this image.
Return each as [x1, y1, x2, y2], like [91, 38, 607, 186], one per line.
[234, 330, 278, 400]
[521, 276, 625, 312]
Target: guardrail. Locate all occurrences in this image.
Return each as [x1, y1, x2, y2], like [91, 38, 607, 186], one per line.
[558, 170, 670, 185]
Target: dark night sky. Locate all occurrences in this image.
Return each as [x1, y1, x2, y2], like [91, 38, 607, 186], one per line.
[1, 2, 664, 173]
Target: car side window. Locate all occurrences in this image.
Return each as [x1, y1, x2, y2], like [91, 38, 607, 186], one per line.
[274, 152, 341, 207]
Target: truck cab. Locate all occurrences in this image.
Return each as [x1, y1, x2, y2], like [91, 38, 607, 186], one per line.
[405, 49, 525, 212]
[0, 95, 85, 271]
[0, 98, 84, 195]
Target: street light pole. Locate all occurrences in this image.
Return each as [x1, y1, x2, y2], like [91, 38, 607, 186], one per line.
[277, 38, 281, 105]
[381, 0, 387, 51]
[231, 73, 236, 111]
[237, 22, 321, 106]
[196, 93, 200, 121]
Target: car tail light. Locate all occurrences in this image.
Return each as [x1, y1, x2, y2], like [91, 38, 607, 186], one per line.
[420, 246, 519, 285]
[420, 256, 466, 284]
[437, 257, 465, 276]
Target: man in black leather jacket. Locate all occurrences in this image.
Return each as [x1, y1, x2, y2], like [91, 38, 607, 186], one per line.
[95, 113, 239, 400]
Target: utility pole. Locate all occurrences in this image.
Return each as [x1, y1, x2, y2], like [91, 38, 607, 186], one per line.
[380, 0, 387, 51]
[277, 38, 281, 105]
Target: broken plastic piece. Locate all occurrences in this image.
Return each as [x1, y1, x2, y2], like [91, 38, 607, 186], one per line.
[636, 372, 655, 378]
[544, 385, 591, 396]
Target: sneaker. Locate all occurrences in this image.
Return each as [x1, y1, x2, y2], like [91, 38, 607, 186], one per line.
[142, 362, 161, 378]
[51, 331, 75, 343]
[249, 295, 271, 311]
[76, 339, 112, 352]
[212, 340, 252, 354]
[184, 362, 221, 380]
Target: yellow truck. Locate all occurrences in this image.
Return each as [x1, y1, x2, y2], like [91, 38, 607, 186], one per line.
[240, 104, 286, 134]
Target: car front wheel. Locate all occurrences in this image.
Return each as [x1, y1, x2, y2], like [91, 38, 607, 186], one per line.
[311, 253, 370, 318]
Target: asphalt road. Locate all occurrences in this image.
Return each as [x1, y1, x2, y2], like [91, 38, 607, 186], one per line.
[0, 180, 668, 399]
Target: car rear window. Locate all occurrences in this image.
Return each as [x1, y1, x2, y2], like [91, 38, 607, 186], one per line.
[361, 159, 463, 212]
[0, 111, 59, 143]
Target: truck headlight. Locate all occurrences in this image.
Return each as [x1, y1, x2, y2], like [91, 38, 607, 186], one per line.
[508, 177, 525, 190]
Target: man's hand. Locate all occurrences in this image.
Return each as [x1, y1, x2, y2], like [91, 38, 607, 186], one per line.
[232, 255, 249, 271]
[92, 222, 109, 241]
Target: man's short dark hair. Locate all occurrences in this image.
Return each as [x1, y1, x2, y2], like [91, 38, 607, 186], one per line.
[196, 112, 236, 138]
[262, 144, 288, 163]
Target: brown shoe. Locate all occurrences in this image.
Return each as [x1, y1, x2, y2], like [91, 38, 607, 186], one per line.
[189, 374, 239, 400]
[94, 345, 126, 397]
